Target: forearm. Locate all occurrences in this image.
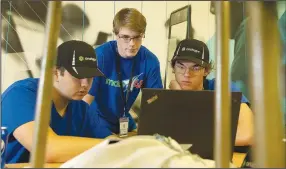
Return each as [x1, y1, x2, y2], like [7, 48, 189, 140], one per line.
[235, 103, 254, 146]
[235, 128, 253, 146]
[46, 135, 104, 163]
[14, 121, 104, 163]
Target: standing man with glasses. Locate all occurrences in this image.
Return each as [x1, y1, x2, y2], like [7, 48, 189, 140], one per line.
[83, 8, 163, 137]
[169, 39, 254, 146]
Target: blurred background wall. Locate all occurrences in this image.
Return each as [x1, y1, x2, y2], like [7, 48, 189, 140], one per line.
[1, 1, 285, 122]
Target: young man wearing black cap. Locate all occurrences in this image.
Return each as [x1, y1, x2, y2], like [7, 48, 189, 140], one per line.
[1, 40, 114, 164]
[169, 39, 254, 146]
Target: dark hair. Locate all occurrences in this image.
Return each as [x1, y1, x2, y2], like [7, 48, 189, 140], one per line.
[56, 66, 66, 76]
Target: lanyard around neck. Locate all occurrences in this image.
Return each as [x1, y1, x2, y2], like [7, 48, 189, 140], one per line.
[115, 52, 136, 117]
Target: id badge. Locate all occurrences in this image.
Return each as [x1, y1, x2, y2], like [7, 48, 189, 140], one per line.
[119, 117, 129, 137]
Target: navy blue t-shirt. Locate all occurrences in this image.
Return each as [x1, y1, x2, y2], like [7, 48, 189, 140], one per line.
[1, 78, 110, 163]
[88, 41, 163, 134]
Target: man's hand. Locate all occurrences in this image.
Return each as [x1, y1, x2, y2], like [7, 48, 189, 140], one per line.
[82, 94, 94, 105]
[169, 80, 182, 90]
[106, 134, 122, 140]
[128, 129, 138, 137]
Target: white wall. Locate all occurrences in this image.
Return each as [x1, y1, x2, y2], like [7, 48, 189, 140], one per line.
[2, 1, 217, 92]
[65, 1, 215, 81]
[4, 1, 284, 93]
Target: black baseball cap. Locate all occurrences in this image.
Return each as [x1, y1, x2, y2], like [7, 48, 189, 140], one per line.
[56, 40, 104, 79]
[171, 39, 210, 67]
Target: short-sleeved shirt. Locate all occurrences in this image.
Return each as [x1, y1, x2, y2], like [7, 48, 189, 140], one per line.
[88, 41, 163, 134]
[203, 78, 249, 104]
[1, 78, 110, 163]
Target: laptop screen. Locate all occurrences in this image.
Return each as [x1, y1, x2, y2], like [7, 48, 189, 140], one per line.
[138, 89, 242, 160]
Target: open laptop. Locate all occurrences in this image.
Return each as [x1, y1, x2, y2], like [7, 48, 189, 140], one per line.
[137, 89, 242, 160]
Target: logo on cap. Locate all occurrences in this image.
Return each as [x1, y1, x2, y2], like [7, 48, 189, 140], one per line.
[85, 57, 96, 62]
[182, 47, 186, 51]
[78, 56, 96, 62]
[72, 50, 76, 66]
[72, 50, 79, 74]
[185, 48, 200, 53]
[79, 56, 84, 62]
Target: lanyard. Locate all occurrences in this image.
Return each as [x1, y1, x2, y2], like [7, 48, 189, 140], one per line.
[115, 52, 136, 117]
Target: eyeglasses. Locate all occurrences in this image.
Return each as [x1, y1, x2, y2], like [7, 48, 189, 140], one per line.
[174, 64, 204, 74]
[118, 34, 145, 43]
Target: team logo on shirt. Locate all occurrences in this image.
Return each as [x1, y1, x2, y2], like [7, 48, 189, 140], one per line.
[105, 73, 144, 92]
[122, 73, 144, 92]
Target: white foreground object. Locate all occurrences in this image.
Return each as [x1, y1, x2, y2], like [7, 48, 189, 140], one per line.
[60, 134, 236, 168]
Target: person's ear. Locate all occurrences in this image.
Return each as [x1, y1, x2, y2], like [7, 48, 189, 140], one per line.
[114, 29, 120, 40]
[203, 68, 210, 76]
[115, 34, 119, 41]
[53, 68, 59, 82]
[171, 62, 175, 73]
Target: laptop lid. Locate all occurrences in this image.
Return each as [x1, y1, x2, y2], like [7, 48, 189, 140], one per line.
[137, 89, 242, 160]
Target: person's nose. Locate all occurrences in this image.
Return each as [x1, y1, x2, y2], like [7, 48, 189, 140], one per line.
[80, 78, 89, 88]
[184, 68, 191, 77]
[129, 38, 136, 46]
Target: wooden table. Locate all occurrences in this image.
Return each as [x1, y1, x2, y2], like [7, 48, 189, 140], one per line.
[6, 152, 246, 168]
[6, 163, 62, 168]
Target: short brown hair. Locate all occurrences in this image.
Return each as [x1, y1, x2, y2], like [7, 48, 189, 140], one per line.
[113, 8, 147, 35]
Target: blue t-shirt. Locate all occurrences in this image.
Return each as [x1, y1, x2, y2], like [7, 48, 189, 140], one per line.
[203, 78, 249, 104]
[89, 41, 163, 134]
[1, 78, 110, 163]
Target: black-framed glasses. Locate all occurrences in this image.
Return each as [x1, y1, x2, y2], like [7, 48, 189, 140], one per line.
[174, 63, 204, 74]
[118, 34, 145, 43]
